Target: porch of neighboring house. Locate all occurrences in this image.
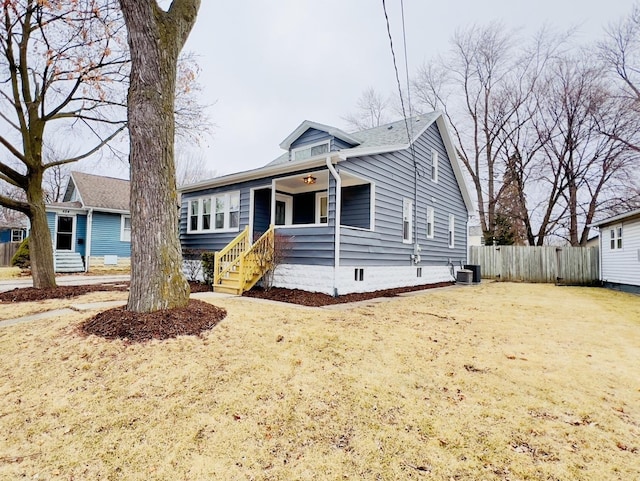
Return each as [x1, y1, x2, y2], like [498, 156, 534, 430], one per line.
[211, 168, 373, 294]
[51, 212, 85, 273]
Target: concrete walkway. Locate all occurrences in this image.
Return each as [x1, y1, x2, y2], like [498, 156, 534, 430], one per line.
[0, 289, 236, 329]
[0, 274, 130, 292]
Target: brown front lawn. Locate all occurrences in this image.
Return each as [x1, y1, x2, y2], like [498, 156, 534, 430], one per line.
[0, 282, 638, 480]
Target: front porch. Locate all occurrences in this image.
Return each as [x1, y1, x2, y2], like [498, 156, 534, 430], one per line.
[249, 168, 373, 240]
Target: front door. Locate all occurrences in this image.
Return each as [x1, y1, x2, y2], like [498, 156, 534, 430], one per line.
[275, 194, 293, 226]
[56, 216, 74, 251]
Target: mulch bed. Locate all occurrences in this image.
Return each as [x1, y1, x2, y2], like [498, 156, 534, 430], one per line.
[79, 299, 226, 342]
[243, 282, 455, 307]
[0, 281, 211, 303]
[0, 283, 130, 303]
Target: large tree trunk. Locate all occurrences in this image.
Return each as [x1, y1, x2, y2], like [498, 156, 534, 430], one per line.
[26, 175, 57, 289]
[120, 0, 200, 312]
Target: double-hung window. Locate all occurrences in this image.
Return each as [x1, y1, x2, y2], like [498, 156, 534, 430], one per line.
[121, 215, 131, 242]
[214, 196, 226, 229]
[189, 200, 199, 231]
[426, 207, 435, 239]
[316, 193, 328, 224]
[188, 191, 240, 233]
[403, 198, 413, 243]
[610, 225, 622, 249]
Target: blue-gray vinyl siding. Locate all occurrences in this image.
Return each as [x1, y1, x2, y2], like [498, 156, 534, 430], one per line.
[180, 170, 336, 265]
[339, 122, 468, 266]
[275, 226, 334, 265]
[90, 212, 131, 257]
[75, 215, 87, 256]
[47, 212, 56, 240]
[341, 184, 370, 229]
[290, 128, 332, 149]
[253, 188, 271, 235]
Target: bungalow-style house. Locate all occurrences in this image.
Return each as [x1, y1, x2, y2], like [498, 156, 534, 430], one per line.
[180, 111, 474, 295]
[46, 172, 131, 272]
[592, 208, 640, 294]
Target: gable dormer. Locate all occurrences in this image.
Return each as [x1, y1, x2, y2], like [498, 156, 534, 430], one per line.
[62, 176, 79, 202]
[279, 120, 361, 162]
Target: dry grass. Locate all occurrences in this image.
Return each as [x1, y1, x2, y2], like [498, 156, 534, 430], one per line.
[0, 267, 21, 280]
[0, 282, 638, 480]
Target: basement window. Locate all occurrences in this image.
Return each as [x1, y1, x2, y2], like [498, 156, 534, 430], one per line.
[417, 267, 422, 278]
[354, 268, 364, 282]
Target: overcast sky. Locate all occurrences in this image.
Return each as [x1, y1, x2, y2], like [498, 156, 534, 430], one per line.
[172, 0, 633, 178]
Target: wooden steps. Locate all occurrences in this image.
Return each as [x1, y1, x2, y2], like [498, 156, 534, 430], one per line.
[211, 225, 275, 295]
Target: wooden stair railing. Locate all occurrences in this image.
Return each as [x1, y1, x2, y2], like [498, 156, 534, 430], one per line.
[212, 225, 275, 295]
[213, 226, 250, 288]
[238, 225, 275, 294]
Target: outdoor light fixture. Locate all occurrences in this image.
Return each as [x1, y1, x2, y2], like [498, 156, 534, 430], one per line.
[302, 174, 317, 185]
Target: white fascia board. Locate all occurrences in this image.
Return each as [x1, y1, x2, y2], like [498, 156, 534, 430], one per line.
[85, 207, 130, 215]
[435, 115, 476, 215]
[590, 208, 640, 227]
[279, 120, 361, 150]
[338, 143, 411, 160]
[337, 112, 475, 215]
[68, 172, 85, 207]
[179, 156, 339, 194]
[46, 206, 86, 214]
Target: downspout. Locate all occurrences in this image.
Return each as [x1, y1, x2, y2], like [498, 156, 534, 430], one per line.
[85, 209, 93, 272]
[326, 156, 341, 296]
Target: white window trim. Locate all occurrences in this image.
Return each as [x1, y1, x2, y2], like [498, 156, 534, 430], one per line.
[426, 207, 435, 239]
[610, 224, 622, 250]
[11, 229, 24, 243]
[187, 191, 241, 234]
[448, 214, 455, 248]
[291, 140, 330, 161]
[402, 198, 413, 244]
[54, 214, 76, 252]
[120, 215, 131, 242]
[431, 150, 439, 183]
[315, 192, 328, 224]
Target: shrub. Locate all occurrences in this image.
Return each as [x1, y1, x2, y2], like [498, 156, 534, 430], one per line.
[182, 248, 204, 282]
[11, 237, 30, 268]
[256, 233, 293, 291]
[201, 251, 216, 285]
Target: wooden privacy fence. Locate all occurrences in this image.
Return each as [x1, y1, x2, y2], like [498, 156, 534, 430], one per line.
[469, 245, 600, 285]
[0, 243, 19, 267]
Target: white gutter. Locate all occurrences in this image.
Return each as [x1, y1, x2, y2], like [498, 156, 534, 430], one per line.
[326, 156, 341, 296]
[85, 208, 93, 272]
[180, 156, 331, 193]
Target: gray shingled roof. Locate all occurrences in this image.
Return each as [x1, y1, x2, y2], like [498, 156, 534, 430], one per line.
[70, 171, 130, 212]
[266, 112, 440, 167]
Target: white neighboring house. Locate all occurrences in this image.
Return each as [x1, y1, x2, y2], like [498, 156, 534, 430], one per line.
[592, 208, 640, 294]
